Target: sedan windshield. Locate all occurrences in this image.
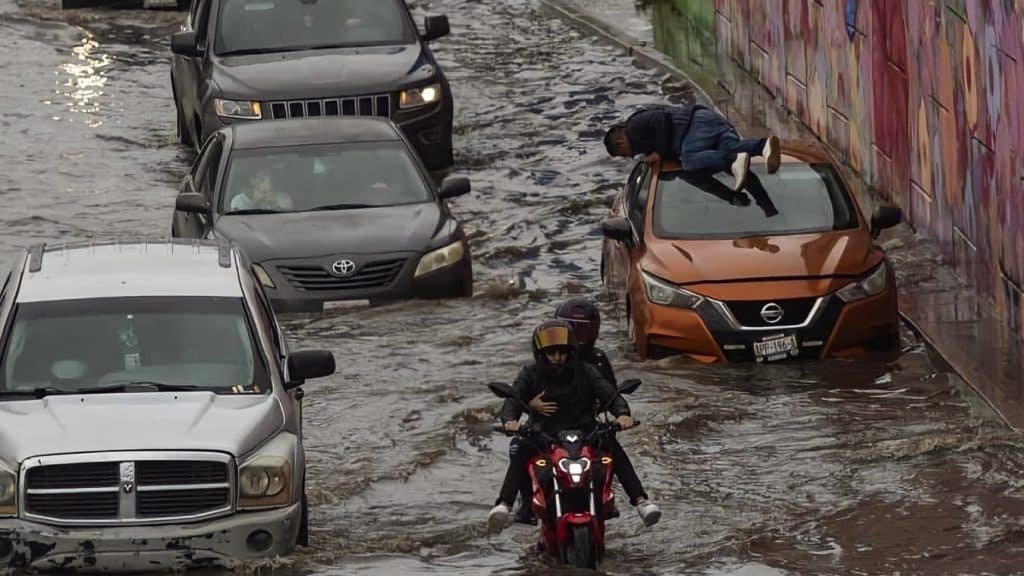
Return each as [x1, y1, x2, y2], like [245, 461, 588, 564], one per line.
[652, 163, 860, 239]
[221, 143, 432, 214]
[216, 0, 414, 55]
[0, 297, 269, 395]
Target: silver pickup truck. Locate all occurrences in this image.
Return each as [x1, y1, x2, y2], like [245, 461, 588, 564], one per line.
[0, 240, 335, 572]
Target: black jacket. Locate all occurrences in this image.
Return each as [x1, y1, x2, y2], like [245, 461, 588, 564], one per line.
[623, 104, 708, 161]
[500, 360, 629, 435]
[578, 346, 616, 386]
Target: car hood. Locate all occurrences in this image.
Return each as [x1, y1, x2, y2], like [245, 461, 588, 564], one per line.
[215, 203, 446, 262]
[213, 45, 429, 99]
[643, 229, 882, 285]
[0, 392, 284, 463]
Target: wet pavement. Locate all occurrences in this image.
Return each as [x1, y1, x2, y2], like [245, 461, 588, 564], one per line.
[3, 0, 1024, 574]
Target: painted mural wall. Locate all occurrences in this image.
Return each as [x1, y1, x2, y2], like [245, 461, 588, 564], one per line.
[713, 0, 1024, 334]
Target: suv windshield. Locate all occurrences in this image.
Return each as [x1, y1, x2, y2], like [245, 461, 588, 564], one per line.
[221, 142, 432, 214]
[0, 297, 269, 395]
[653, 164, 860, 239]
[216, 0, 414, 55]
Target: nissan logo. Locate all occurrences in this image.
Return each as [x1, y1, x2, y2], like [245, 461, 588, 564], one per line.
[331, 259, 357, 277]
[760, 302, 784, 324]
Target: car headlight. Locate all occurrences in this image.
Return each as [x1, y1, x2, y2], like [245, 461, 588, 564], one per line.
[214, 98, 262, 120]
[557, 457, 591, 485]
[414, 240, 465, 278]
[641, 271, 704, 308]
[399, 83, 441, 109]
[0, 466, 16, 516]
[252, 264, 275, 288]
[836, 263, 889, 303]
[237, 434, 296, 510]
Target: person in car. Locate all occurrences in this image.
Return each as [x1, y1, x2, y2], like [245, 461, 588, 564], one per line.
[229, 170, 294, 212]
[603, 104, 781, 191]
[487, 320, 661, 533]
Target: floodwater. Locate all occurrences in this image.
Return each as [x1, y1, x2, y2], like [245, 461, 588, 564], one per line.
[2, 0, 1024, 574]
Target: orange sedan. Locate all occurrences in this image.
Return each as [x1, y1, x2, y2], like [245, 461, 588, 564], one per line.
[600, 145, 903, 363]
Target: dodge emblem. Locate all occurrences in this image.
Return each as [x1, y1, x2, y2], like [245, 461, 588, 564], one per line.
[120, 462, 135, 494]
[331, 259, 357, 277]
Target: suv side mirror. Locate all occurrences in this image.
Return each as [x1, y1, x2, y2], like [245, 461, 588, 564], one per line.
[170, 31, 202, 57]
[438, 176, 470, 199]
[422, 15, 450, 42]
[175, 192, 210, 214]
[285, 350, 336, 389]
[601, 218, 634, 245]
[870, 204, 902, 238]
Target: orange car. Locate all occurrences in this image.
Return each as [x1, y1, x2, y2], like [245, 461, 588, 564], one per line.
[600, 145, 903, 363]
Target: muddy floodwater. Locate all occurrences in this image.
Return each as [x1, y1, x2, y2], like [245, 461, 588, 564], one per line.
[3, 0, 1024, 574]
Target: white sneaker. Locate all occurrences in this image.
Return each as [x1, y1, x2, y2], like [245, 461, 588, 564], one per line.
[731, 152, 750, 191]
[487, 503, 512, 533]
[763, 134, 780, 173]
[635, 498, 661, 527]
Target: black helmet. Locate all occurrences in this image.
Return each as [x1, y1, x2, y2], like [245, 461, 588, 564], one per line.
[554, 297, 600, 349]
[531, 319, 577, 375]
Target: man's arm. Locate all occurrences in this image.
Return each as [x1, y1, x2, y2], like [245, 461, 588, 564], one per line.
[624, 109, 672, 159]
[586, 364, 630, 417]
[593, 348, 617, 386]
[499, 366, 533, 423]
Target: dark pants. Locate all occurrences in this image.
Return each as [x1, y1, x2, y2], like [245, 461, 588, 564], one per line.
[496, 436, 648, 509]
[680, 108, 766, 173]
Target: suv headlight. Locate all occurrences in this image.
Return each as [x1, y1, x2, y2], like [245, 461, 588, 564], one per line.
[399, 83, 441, 109]
[0, 465, 16, 517]
[414, 240, 465, 278]
[214, 98, 262, 120]
[836, 263, 889, 303]
[641, 271, 704, 309]
[237, 434, 296, 510]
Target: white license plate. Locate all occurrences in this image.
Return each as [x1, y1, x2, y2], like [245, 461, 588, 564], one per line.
[323, 299, 370, 312]
[753, 335, 798, 361]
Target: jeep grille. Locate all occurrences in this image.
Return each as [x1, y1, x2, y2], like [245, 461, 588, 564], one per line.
[264, 93, 392, 120]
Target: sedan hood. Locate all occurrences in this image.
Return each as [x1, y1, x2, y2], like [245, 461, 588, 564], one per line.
[643, 230, 881, 285]
[213, 45, 428, 99]
[0, 392, 284, 463]
[215, 203, 444, 262]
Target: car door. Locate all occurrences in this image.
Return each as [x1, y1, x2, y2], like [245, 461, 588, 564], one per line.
[172, 0, 214, 144]
[603, 162, 649, 299]
[623, 163, 654, 309]
[172, 133, 224, 238]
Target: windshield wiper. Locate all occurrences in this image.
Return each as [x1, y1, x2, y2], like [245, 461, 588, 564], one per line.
[308, 203, 375, 212]
[75, 381, 215, 394]
[219, 47, 306, 56]
[225, 208, 285, 215]
[0, 387, 70, 399]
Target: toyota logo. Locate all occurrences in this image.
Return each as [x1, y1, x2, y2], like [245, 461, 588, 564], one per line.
[331, 259, 357, 277]
[760, 302, 784, 324]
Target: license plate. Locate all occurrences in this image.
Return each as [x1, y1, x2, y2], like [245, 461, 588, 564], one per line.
[323, 299, 370, 312]
[753, 334, 798, 361]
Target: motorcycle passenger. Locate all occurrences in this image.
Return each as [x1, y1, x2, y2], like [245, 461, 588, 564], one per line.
[487, 320, 661, 533]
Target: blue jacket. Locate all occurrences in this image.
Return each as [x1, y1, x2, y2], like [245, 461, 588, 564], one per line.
[623, 104, 708, 160]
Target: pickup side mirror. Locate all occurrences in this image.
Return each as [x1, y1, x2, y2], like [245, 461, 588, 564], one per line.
[601, 217, 634, 245]
[170, 31, 202, 57]
[175, 192, 210, 214]
[870, 204, 902, 238]
[422, 15, 450, 42]
[285, 350, 335, 389]
[439, 176, 470, 199]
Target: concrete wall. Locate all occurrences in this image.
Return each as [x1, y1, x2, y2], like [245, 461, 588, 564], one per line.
[712, 0, 1024, 334]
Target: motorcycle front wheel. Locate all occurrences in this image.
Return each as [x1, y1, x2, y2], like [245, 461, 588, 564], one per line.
[566, 524, 596, 569]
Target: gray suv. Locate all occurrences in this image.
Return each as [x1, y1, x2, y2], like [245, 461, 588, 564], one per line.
[0, 240, 335, 571]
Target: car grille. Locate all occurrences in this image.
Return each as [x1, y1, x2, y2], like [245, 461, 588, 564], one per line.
[264, 93, 392, 120]
[23, 454, 232, 525]
[277, 258, 406, 292]
[723, 297, 820, 328]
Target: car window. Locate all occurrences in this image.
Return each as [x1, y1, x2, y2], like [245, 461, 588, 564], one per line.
[220, 142, 431, 214]
[194, 135, 225, 200]
[652, 163, 859, 239]
[0, 297, 269, 394]
[190, 0, 211, 32]
[215, 0, 415, 56]
[623, 162, 646, 206]
[628, 167, 653, 233]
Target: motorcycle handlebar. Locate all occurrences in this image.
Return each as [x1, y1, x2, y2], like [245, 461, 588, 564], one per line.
[490, 420, 642, 437]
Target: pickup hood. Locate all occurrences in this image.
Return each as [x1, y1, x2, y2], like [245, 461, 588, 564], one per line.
[215, 203, 446, 262]
[213, 45, 430, 99]
[643, 230, 881, 285]
[0, 392, 283, 463]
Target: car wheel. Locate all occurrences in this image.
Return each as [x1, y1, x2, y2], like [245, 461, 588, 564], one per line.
[297, 491, 309, 547]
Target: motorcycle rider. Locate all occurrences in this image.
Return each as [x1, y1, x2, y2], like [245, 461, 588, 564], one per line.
[488, 320, 661, 533]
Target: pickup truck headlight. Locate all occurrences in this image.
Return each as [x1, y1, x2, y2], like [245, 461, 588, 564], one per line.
[214, 98, 262, 120]
[836, 263, 889, 303]
[414, 240, 465, 278]
[237, 434, 296, 510]
[399, 83, 441, 109]
[0, 466, 15, 516]
[641, 271, 704, 309]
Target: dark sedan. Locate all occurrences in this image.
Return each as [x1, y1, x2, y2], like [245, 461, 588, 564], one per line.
[170, 117, 473, 313]
[169, 0, 454, 170]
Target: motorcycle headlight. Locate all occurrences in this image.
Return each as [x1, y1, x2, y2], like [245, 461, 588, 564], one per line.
[641, 271, 704, 308]
[0, 466, 16, 516]
[237, 434, 296, 509]
[557, 457, 591, 485]
[836, 263, 889, 303]
[414, 240, 465, 278]
[399, 83, 442, 109]
[214, 98, 262, 120]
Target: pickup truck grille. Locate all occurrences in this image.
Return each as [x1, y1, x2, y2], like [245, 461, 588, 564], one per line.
[264, 93, 392, 120]
[22, 453, 233, 525]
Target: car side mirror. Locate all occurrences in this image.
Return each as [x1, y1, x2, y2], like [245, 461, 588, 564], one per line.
[170, 31, 202, 57]
[438, 176, 470, 199]
[175, 192, 210, 214]
[601, 218, 634, 246]
[285, 350, 336, 389]
[870, 204, 902, 238]
[422, 15, 450, 42]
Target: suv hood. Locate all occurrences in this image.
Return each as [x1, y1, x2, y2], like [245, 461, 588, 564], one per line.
[215, 203, 446, 262]
[213, 45, 428, 99]
[0, 392, 283, 463]
[643, 230, 881, 285]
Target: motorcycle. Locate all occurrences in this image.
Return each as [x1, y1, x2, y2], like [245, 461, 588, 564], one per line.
[488, 378, 641, 570]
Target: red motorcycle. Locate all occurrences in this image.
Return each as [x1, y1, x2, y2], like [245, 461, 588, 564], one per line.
[489, 378, 641, 570]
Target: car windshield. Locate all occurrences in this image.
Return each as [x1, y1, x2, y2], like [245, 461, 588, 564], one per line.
[0, 297, 269, 396]
[652, 163, 860, 239]
[216, 0, 414, 55]
[220, 143, 432, 214]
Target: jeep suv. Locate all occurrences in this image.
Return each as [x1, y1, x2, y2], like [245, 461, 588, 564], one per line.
[0, 240, 335, 572]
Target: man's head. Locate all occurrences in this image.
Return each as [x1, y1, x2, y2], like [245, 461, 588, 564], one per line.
[603, 125, 631, 157]
[554, 297, 600, 350]
[531, 320, 576, 374]
[249, 171, 274, 203]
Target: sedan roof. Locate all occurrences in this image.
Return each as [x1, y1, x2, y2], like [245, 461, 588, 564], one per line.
[228, 117, 403, 150]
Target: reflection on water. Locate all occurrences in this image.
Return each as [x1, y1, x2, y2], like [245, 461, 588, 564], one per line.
[56, 33, 110, 123]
